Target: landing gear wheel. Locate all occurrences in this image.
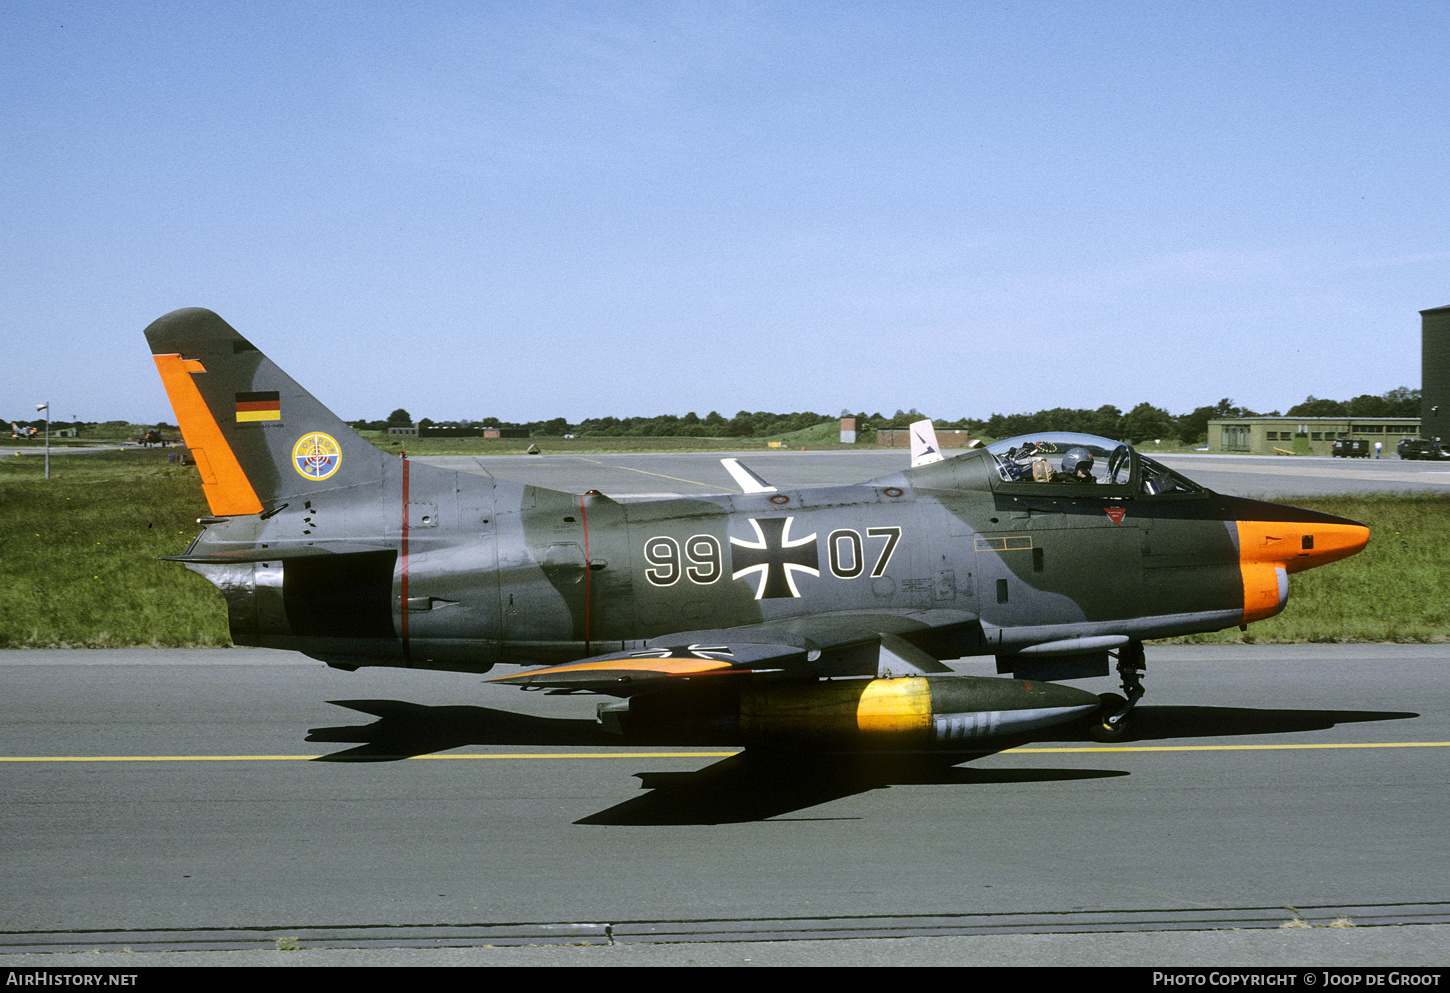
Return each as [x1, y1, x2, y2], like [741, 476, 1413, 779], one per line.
[1089, 692, 1132, 742]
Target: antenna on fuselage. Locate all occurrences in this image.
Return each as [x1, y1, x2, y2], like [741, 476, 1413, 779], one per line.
[910, 419, 945, 467]
[721, 457, 777, 494]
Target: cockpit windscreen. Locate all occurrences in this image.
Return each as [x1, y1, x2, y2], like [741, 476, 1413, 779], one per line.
[988, 433, 1132, 485]
[986, 433, 1205, 495]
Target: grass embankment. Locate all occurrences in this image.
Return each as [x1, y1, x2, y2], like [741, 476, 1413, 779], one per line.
[1, 451, 1445, 646]
[0, 450, 227, 647]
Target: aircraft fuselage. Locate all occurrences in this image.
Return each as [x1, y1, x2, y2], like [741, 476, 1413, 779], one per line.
[185, 444, 1361, 676]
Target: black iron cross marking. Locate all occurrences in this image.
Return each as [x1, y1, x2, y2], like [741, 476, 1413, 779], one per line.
[730, 517, 819, 599]
[630, 644, 733, 661]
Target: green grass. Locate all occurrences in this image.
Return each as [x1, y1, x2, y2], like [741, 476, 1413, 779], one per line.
[0, 450, 228, 647]
[2, 451, 1445, 647]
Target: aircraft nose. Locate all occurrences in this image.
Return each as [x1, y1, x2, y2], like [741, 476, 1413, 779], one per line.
[1293, 517, 1370, 571]
[1224, 499, 1369, 624]
[1235, 514, 1370, 574]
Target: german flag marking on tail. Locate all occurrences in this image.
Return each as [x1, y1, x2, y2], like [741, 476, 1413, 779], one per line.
[235, 391, 281, 423]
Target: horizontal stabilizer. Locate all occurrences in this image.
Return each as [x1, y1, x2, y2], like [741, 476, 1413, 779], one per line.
[163, 541, 395, 564]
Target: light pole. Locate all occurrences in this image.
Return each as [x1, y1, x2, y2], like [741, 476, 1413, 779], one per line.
[35, 402, 49, 479]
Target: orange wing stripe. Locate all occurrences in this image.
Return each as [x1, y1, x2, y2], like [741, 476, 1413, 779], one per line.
[522, 657, 733, 677]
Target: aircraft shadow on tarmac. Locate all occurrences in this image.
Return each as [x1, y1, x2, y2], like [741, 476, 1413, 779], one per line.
[579, 703, 1421, 825]
[304, 699, 1417, 824]
[1033, 703, 1420, 743]
[577, 753, 1126, 825]
[306, 700, 614, 759]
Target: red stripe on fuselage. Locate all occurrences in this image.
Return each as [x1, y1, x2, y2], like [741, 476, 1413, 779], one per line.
[579, 495, 591, 655]
[400, 456, 411, 665]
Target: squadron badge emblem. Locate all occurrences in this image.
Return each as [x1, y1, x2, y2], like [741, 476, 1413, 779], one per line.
[292, 432, 342, 480]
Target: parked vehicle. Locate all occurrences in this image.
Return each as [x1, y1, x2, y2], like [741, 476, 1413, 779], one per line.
[1397, 438, 1450, 461]
[1331, 438, 1370, 458]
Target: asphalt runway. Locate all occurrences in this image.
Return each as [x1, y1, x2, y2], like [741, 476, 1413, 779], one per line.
[3, 644, 1448, 965]
[3, 450, 1448, 966]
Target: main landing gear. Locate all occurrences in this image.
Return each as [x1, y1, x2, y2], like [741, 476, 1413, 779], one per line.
[1088, 640, 1145, 743]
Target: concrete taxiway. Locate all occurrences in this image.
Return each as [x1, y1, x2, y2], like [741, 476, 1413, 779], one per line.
[2, 644, 1447, 965]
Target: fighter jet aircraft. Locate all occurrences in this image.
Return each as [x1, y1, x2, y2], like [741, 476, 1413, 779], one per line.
[146, 308, 1369, 746]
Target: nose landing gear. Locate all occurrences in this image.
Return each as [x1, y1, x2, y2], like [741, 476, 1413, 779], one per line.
[1088, 640, 1145, 742]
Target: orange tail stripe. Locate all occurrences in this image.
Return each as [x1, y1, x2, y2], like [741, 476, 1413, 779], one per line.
[152, 354, 262, 516]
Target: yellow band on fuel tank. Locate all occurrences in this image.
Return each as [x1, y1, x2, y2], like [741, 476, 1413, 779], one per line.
[854, 677, 933, 734]
[740, 677, 933, 739]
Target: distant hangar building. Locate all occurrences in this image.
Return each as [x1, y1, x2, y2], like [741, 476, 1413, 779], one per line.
[1208, 304, 1449, 455]
[1205, 416, 1419, 455]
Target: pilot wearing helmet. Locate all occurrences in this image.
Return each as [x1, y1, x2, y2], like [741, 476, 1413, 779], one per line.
[1051, 446, 1096, 483]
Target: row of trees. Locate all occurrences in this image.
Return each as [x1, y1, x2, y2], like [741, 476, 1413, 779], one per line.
[5, 387, 1419, 444]
[7, 419, 173, 435]
[347, 408, 831, 438]
[1284, 387, 1420, 418]
[575, 411, 830, 438]
[346, 388, 1421, 446]
[938, 388, 1417, 445]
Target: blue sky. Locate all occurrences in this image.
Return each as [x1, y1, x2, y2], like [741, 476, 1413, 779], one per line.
[5, 1, 1447, 426]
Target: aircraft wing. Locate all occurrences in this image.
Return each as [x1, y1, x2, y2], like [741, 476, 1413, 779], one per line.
[162, 541, 395, 564]
[488, 610, 970, 694]
[486, 642, 806, 692]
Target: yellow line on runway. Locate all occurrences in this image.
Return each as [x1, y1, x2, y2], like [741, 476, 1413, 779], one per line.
[1009, 741, 1450, 754]
[2, 743, 1448, 763]
[0, 752, 741, 762]
[0, 755, 323, 761]
[573, 457, 722, 490]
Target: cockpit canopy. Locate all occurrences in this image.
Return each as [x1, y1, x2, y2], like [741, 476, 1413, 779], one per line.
[987, 433, 1204, 496]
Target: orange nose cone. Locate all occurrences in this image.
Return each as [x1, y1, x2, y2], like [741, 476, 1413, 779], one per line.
[1232, 504, 1369, 625]
[1236, 518, 1370, 574]
[1294, 520, 1371, 572]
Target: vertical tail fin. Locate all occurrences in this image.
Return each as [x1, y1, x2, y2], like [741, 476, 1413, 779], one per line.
[145, 308, 389, 516]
